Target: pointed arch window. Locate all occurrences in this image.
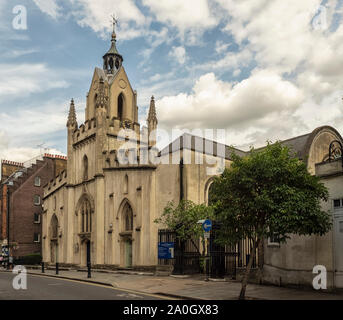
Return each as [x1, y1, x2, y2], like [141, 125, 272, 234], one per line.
[123, 203, 133, 232]
[83, 155, 88, 181]
[124, 174, 128, 194]
[206, 180, 216, 206]
[51, 214, 58, 239]
[109, 57, 114, 70]
[80, 198, 92, 233]
[118, 93, 124, 122]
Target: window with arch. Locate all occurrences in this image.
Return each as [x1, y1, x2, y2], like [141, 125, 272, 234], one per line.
[123, 203, 133, 232]
[109, 57, 114, 70]
[80, 198, 92, 233]
[118, 93, 124, 122]
[51, 214, 58, 239]
[83, 155, 88, 181]
[207, 181, 215, 206]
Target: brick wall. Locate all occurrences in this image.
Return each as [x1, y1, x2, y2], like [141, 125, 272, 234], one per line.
[0, 156, 67, 258]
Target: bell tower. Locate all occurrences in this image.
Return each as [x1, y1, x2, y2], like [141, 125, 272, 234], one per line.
[103, 16, 123, 74]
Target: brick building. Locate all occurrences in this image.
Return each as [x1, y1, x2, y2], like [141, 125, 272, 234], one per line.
[0, 154, 67, 258]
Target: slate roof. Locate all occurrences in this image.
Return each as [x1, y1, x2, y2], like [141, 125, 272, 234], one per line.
[159, 126, 343, 163]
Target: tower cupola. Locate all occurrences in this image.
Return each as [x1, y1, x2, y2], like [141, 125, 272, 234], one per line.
[103, 16, 123, 74]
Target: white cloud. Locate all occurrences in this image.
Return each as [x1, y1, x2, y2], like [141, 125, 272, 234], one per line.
[0, 147, 65, 166]
[32, 0, 61, 19]
[155, 72, 304, 142]
[69, 0, 147, 39]
[0, 64, 69, 99]
[215, 40, 230, 54]
[169, 46, 186, 64]
[0, 101, 65, 140]
[142, 0, 217, 42]
[193, 47, 253, 73]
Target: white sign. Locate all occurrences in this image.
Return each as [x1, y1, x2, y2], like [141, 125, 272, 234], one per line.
[204, 232, 210, 239]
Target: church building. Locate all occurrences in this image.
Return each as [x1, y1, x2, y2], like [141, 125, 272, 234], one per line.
[42, 27, 229, 270]
[42, 26, 343, 290]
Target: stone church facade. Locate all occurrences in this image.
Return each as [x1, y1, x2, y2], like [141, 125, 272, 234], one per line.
[41, 29, 231, 269]
[42, 28, 343, 289]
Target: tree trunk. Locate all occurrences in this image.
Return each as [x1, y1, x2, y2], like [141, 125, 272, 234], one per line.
[239, 238, 260, 300]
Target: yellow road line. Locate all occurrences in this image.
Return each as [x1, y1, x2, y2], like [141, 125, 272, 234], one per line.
[28, 273, 177, 300]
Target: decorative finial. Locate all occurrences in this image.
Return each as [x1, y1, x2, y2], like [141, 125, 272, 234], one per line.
[67, 98, 77, 127]
[110, 13, 118, 41]
[148, 95, 157, 123]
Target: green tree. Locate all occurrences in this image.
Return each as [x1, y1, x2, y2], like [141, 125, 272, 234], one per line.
[154, 200, 214, 255]
[210, 142, 331, 300]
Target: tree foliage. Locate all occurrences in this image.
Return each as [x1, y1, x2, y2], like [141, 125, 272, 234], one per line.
[209, 142, 332, 299]
[154, 200, 215, 242]
[211, 142, 331, 245]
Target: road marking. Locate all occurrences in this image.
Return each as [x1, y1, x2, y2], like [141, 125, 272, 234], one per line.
[28, 273, 176, 300]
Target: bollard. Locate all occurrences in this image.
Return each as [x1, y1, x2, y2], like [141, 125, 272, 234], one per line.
[205, 256, 210, 281]
[56, 262, 59, 275]
[41, 261, 45, 273]
[87, 262, 91, 278]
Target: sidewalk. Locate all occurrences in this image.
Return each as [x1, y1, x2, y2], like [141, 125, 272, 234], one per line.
[16, 267, 343, 300]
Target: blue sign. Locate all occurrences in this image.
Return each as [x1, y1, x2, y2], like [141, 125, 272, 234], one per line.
[202, 219, 212, 232]
[158, 242, 174, 259]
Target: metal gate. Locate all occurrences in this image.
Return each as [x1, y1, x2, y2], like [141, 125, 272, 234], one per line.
[158, 229, 201, 275]
[158, 228, 259, 278]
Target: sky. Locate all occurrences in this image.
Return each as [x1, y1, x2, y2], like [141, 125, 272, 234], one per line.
[0, 0, 343, 163]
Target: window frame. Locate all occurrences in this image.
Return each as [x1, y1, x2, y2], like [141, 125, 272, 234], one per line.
[33, 233, 41, 243]
[34, 195, 41, 206]
[34, 213, 41, 224]
[34, 176, 41, 187]
[333, 198, 343, 210]
[268, 232, 280, 247]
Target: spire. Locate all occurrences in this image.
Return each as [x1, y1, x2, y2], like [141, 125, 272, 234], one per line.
[103, 14, 123, 74]
[148, 96, 157, 123]
[147, 96, 158, 149]
[67, 98, 77, 128]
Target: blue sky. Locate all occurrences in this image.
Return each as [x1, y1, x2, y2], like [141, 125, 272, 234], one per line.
[0, 0, 343, 162]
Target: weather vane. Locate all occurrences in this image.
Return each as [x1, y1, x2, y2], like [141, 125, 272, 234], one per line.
[110, 13, 118, 33]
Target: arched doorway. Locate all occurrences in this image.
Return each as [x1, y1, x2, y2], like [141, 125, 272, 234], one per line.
[119, 201, 134, 268]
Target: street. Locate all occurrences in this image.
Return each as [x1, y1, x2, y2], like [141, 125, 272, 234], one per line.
[0, 271, 162, 300]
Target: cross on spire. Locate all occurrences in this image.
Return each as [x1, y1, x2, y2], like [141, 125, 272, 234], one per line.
[111, 14, 118, 34]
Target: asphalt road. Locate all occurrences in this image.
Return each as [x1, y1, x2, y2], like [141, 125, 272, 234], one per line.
[0, 271, 162, 300]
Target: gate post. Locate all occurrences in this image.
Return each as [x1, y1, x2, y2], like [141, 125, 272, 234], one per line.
[87, 262, 91, 278]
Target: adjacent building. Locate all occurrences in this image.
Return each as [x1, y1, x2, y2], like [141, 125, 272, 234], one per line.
[0, 154, 67, 258]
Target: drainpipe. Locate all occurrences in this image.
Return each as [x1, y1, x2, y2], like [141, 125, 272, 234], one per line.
[6, 185, 10, 270]
[179, 158, 184, 202]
